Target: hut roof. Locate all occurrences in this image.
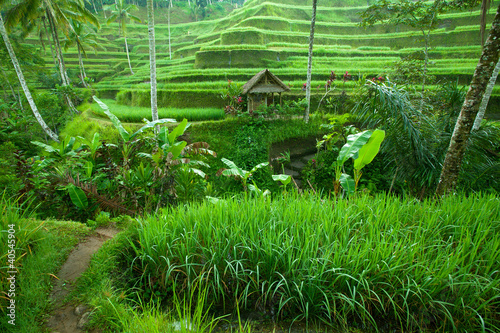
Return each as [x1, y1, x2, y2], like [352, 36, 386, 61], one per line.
[241, 69, 291, 95]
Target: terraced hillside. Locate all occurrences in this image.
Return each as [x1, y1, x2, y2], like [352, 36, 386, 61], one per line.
[31, 0, 500, 111]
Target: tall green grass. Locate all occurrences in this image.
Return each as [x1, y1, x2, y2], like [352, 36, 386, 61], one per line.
[91, 99, 225, 122]
[0, 193, 90, 332]
[127, 192, 500, 332]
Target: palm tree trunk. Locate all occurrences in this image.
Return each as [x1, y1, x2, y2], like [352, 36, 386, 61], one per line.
[124, 36, 134, 75]
[42, 16, 58, 71]
[48, 12, 78, 113]
[168, 0, 172, 60]
[472, 59, 500, 130]
[0, 15, 59, 142]
[147, 0, 158, 124]
[304, 0, 317, 123]
[101, 0, 107, 18]
[77, 46, 89, 88]
[435, 3, 500, 196]
[480, 0, 491, 49]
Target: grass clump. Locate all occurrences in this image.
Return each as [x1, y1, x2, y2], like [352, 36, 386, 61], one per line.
[126, 192, 500, 332]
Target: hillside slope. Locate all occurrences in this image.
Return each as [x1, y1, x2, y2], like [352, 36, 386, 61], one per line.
[29, 0, 499, 109]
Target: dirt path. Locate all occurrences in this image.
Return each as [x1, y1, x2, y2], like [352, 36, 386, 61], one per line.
[46, 227, 120, 333]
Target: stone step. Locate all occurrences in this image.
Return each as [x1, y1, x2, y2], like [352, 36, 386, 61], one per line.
[289, 160, 305, 171]
[301, 154, 316, 163]
[284, 168, 300, 178]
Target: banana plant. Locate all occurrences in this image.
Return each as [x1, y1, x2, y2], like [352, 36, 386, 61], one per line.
[78, 132, 104, 163]
[137, 119, 215, 176]
[353, 129, 385, 190]
[93, 96, 176, 169]
[93, 96, 176, 143]
[334, 129, 385, 196]
[31, 136, 84, 162]
[219, 158, 269, 192]
[272, 174, 292, 193]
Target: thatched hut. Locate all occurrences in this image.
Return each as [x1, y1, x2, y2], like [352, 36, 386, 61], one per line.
[241, 69, 290, 113]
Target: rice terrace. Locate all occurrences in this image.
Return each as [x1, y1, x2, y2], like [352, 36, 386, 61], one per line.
[1, 0, 500, 332]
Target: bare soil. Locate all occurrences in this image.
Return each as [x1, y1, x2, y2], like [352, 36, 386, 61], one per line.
[45, 227, 120, 333]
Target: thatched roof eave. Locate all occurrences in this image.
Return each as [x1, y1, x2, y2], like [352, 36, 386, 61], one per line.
[241, 69, 290, 95]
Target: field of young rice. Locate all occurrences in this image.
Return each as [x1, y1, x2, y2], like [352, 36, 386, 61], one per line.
[126, 193, 500, 332]
[90, 99, 225, 122]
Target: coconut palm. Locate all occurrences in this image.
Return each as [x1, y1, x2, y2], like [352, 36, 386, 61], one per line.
[436, 2, 500, 196]
[147, 0, 158, 123]
[304, 0, 317, 123]
[105, 0, 141, 75]
[0, 14, 59, 142]
[3, 0, 99, 113]
[63, 19, 101, 87]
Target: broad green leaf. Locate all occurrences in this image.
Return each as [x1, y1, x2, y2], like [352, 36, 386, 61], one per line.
[168, 141, 187, 160]
[93, 96, 130, 142]
[354, 129, 385, 171]
[84, 161, 93, 178]
[189, 160, 210, 168]
[130, 118, 176, 141]
[250, 162, 269, 174]
[31, 141, 57, 153]
[272, 174, 292, 186]
[168, 119, 190, 144]
[221, 158, 246, 178]
[158, 127, 169, 146]
[32, 158, 55, 171]
[189, 168, 206, 179]
[222, 168, 246, 178]
[63, 137, 76, 154]
[67, 184, 88, 209]
[339, 173, 355, 196]
[337, 130, 372, 164]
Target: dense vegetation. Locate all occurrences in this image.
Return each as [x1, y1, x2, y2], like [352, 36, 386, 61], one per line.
[1, 0, 499, 332]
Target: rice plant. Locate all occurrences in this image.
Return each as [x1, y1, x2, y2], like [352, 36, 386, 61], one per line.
[126, 192, 500, 332]
[91, 99, 225, 122]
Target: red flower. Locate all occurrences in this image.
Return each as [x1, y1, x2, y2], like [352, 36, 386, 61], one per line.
[343, 71, 351, 82]
[329, 71, 336, 81]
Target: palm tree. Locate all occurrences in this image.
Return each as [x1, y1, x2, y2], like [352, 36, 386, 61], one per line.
[435, 2, 500, 196]
[472, 59, 500, 130]
[304, 0, 317, 123]
[63, 19, 101, 87]
[105, 0, 141, 75]
[168, 0, 172, 60]
[4, 0, 99, 112]
[0, 14, 59, 142]
[147, 0, 158, 123]
[473, 0, 496, 130]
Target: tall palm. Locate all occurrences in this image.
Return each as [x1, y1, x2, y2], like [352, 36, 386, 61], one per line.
[147, 0, 158, 123]
[63, 19, 101, 87]
[304, 0, 317, 123]
[473, 0, 496, 130]
[0, 14, 59, 142]
[436, 2, 500, 196]
[472, 59, 499, 130]
[105, 0, 141, 75]
[4, 0, 99, 112]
